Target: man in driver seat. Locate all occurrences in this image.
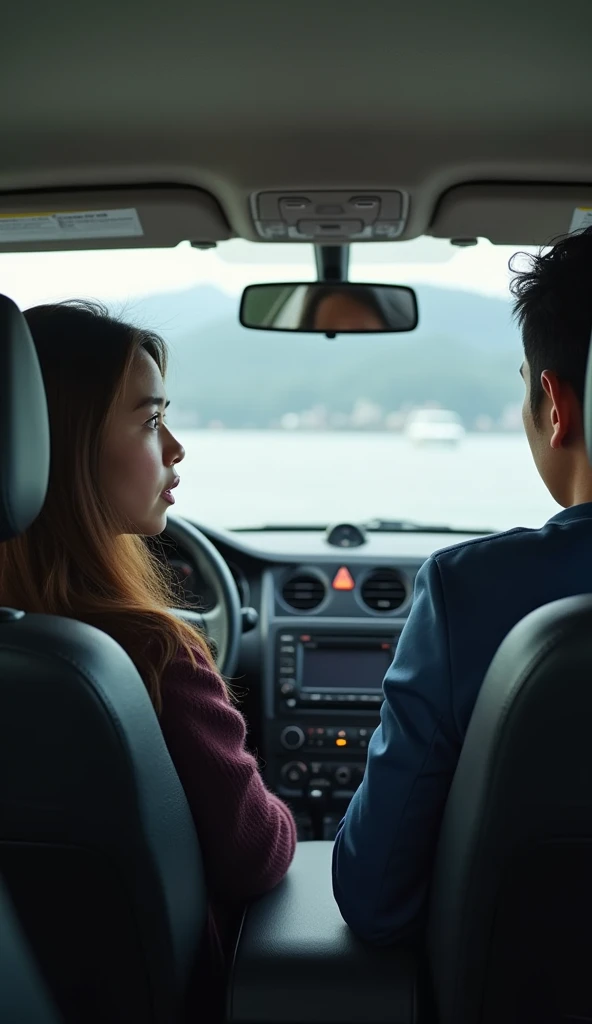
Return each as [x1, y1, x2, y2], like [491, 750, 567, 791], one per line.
[333, 227, 592, 943]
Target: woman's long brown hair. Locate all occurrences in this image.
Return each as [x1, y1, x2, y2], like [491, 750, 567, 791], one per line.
[0, 301, 214, 712]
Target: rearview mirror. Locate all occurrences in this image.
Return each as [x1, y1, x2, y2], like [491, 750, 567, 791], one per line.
[239, 282, 418, 334]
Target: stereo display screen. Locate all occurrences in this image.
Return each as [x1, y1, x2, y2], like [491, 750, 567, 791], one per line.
[301, 646, 392, 691]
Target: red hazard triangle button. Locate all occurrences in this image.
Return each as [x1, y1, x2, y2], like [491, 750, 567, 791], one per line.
[332, 566, 355, 591]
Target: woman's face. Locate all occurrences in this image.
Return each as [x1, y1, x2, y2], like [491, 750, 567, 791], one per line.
[101, 347, 185, 535]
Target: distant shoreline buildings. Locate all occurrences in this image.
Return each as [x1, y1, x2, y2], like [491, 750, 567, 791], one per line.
[171, 399, 524, 434]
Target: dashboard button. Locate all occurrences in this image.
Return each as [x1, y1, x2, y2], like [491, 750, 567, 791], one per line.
[280, 634, 295, 642]
[280, 681, 295, 695]
[307, 777, 331, 802]
[281, 761, 308, 786]
[334, 765, 352, 786]
[281, 726, 305, 750]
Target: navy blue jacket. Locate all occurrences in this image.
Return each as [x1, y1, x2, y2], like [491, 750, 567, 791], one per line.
[332, 503, 592, 944]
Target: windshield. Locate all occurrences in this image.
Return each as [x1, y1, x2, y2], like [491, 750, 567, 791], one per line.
[2, 236, 560, 532]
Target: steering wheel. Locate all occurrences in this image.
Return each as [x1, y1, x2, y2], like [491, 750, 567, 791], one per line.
[163, 515, 242, 679]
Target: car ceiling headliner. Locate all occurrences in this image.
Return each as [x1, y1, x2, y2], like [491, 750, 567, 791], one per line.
[2, 0, 592, 239]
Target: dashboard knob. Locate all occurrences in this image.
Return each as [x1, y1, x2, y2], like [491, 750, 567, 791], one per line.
[281, 761, 308, 786]
[280, 726, 305, 750]
[334, 765, 352, 786]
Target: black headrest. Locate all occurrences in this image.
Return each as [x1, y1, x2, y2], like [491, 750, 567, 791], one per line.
[0, 295, 50, 541]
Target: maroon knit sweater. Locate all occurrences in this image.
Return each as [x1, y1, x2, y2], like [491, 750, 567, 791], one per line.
[158, 645, 297, 908]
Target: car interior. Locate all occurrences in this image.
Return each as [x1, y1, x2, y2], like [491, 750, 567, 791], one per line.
[2, 2, 592, 1022]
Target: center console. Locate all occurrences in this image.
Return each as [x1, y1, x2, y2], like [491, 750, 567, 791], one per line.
[265, 626, 401, 840]
[229, 841, 421, 1024]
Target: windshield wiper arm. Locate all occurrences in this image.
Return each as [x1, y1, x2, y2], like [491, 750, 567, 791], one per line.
[232, 523, 330, 532]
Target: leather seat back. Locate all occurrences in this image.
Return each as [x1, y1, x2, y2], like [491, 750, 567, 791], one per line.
[0, 876, 64, 1024]
[427, 596, 592, 1024]
[0, 294, 207, 1023]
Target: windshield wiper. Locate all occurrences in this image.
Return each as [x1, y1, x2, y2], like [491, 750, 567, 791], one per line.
[363, 518, 494, 534]
[232, 523, 330, 532]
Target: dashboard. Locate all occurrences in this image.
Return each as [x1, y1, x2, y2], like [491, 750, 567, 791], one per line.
[164, 520, 482, 842]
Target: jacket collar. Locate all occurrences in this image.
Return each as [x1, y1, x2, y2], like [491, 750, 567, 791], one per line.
[547, 502, 592, 526]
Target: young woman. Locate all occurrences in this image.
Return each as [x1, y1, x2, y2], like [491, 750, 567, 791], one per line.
[0, 300, 296, 989]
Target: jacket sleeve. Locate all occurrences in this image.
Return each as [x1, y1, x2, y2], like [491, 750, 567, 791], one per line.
[159, 649, 297, 904]
[332, 555, 462, 944]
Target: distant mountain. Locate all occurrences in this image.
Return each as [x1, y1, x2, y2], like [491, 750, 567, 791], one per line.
[414, 285, 517, 349]
[121, 282, 523, 428]
[117, 284, 232, 340]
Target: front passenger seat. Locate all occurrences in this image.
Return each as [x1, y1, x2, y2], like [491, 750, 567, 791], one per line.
[0, 294, 208, 1024]
[428, 602, 592, 1021]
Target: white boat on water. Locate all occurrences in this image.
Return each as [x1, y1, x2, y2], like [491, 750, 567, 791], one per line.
[405, 408, 465, 445]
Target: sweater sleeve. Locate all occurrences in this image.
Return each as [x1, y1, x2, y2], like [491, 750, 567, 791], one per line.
[158, 648, 297, 904]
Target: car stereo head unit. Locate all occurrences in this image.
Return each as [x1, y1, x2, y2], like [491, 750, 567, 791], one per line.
[276, 632, 398, 710]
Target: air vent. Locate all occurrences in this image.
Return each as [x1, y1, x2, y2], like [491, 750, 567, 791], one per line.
[361, 569, 406, 613]
[281, 573, 326, 612]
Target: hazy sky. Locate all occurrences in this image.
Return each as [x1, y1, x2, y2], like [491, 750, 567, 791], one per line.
[0, 237, 537, 311]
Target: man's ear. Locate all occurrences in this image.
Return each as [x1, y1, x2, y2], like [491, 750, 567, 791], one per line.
[541, 370, 578, 449]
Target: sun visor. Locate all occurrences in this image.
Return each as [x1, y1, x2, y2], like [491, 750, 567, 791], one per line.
[429, 184, 592, 246]
[0, 187, 233, 253]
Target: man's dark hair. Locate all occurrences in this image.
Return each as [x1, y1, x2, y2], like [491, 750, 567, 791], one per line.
[510, 226, 592, 426]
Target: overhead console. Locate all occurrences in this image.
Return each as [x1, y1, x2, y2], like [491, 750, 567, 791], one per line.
[251, 190, 409, 242]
